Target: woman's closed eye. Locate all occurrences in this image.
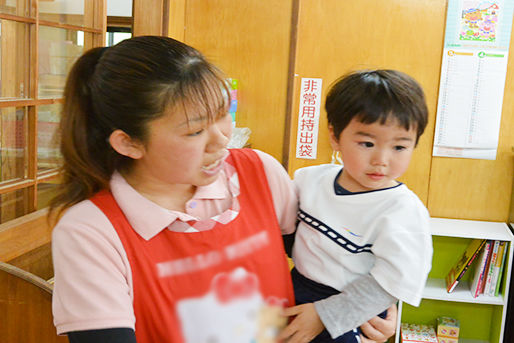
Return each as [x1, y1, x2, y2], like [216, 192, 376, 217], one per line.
[187, 129, 204, 137]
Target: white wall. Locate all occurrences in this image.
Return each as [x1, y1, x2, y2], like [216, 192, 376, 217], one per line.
[37, 0, 132, 17]
[38, 0, 84, 15]
[107, 0, 132, 17]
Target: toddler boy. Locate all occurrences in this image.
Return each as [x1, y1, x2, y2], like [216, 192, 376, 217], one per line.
[281, 70, 433, 343]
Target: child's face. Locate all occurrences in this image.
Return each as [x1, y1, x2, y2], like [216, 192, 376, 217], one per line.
[128, 106, 233, 190]
[330, 117, 417, 192]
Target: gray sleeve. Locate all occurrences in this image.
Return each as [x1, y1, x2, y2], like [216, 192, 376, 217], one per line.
[314, 274, 396, 339]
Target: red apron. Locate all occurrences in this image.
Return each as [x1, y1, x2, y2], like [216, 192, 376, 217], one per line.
[90, 149, 294, 343]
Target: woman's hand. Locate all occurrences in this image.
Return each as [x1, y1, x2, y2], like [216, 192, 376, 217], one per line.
[277, 303, 325, 343]
[359, 304, 398, 343]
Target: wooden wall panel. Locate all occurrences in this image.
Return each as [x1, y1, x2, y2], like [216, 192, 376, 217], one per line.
[170, 0, 513, 220]
[287, 0, 447, 205]
[168, 0, 185, 41]
[7, 243, 53, 280]
[426, 25, 514, 221]
[0, 208, 50, 262]
[179, 0, 293, 162]
[132, 0, 165, 36]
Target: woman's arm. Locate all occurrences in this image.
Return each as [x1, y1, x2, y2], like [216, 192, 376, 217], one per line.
[253, 149, 298, 235]
[52, 201, 136, 335]
[360, 304, 398, 343]
[67, 328, 137, 343]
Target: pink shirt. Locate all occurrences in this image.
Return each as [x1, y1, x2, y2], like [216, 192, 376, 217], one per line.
[51, 149, 297, 334]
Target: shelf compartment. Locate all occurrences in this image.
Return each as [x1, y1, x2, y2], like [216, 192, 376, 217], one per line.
[395, 218, 513, 343]
[430, 218, 511, 240]
[400, 300, 501, 343]
[423, 278, 504, 305]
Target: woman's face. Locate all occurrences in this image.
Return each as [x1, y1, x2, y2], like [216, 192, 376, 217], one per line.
[127, 104, 233, 192]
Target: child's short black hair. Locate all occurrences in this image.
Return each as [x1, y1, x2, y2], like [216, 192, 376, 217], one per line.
[325, 69, 428, 144]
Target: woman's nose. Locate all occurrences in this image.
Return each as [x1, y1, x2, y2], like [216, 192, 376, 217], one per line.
[207, 121, 231, 150]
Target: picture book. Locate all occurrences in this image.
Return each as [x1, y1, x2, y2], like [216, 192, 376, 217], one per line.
[469, 240, 492, 298]
[493, 241, 507, 296]
[446, 238, 487, 293]
[483, 240, 500, 295]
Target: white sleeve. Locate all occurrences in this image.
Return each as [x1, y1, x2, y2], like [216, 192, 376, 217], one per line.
[254, 149, 298, 235]
[370, 202, 432, 306]
[52, 201, 135, 334]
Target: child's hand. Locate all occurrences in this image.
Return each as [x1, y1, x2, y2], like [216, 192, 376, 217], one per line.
[277, 303, 325, 343]
[360, 304, 397, 343]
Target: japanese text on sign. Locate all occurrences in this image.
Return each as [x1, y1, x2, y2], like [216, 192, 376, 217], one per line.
[296, 78, 322, 159]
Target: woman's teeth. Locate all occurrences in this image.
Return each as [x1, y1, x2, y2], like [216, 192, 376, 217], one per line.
[202, 150, 229, 172]
[202, 159, 221, 171]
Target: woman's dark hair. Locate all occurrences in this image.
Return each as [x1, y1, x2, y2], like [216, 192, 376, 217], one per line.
[50, 36, 229, 216]
[325, 69, 428, 143]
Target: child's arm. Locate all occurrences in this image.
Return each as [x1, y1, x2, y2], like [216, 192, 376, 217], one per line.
[279, 274, 396, 341]
[314, 274, 396, 337]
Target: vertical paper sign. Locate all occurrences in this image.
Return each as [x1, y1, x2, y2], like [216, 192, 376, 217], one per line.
[296, 78, 322, 160]
[433, 0, 514, 160]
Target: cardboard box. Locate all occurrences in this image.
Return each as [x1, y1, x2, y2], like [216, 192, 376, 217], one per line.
[437, 317, 460, 338]
[437, 337, 458, 343]
[401, 323, 438, 343]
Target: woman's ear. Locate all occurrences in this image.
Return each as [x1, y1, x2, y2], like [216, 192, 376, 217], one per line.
[109, 129, 144, 159]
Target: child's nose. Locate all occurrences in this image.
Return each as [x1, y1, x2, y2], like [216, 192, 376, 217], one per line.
[371, 150, 388, 166]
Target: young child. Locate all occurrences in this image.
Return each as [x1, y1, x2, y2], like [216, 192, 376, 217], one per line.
[280, 70, 433, 343]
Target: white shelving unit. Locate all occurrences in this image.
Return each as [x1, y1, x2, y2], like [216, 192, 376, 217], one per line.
[395, 217, 513, 343]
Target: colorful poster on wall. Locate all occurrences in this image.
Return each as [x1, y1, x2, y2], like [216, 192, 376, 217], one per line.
[433, 0, 514, 160]
[295, 78, 322, 160]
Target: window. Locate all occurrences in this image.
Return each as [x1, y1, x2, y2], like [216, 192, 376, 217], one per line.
[106, 26, 131, 46]
[106, 13, 132, 46]
[0, 0, 106, 223]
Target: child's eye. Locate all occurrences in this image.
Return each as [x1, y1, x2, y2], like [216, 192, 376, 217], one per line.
[394, 145, 406, 151]
[359, 142, 374, 148]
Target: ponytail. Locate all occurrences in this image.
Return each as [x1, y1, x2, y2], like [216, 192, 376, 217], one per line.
[49, 47, 114, 217]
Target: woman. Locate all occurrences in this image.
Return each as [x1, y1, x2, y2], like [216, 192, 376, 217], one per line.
[50, 35, 397, 343]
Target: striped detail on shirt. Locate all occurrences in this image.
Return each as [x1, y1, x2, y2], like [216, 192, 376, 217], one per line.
[297, 209, 373, 254]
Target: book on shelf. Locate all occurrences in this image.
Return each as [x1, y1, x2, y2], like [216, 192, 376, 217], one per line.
[483, 240, 501, 296]
[445, 238, 487, 293]
[492, 241, 507, 296]
[469, 240, 492, 298]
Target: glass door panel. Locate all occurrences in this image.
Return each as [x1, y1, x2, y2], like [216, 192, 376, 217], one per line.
[0, 20, 30, 99]
[38, 26, 84, 98]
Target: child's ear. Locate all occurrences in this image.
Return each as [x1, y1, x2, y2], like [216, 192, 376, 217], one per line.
[109, 129, 145, 159]
[328, 125, 340, 151]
